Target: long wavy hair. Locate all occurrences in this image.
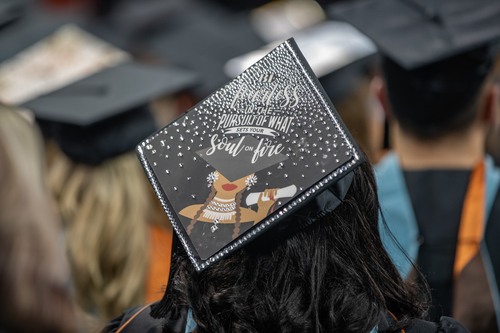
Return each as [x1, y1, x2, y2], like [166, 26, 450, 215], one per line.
[46, 142, 162, 322]
[153, 160, 429, 333]
[0, 106, 78, 333]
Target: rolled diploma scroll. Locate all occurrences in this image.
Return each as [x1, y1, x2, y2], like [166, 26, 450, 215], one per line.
[245, 185, 297, 206]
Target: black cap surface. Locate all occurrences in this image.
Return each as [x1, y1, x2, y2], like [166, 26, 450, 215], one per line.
[330, 0, 500, 69]
[23, 62, 198, 165]
[0, 0, 25, 30]
[144, 2, 265, 99]
[0, 24, 129, 105]
[23, 62, 198, 126]
[0, 2, 72, 64]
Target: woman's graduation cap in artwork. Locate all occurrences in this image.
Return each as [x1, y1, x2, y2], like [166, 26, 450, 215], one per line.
[137, 38, 364, 271]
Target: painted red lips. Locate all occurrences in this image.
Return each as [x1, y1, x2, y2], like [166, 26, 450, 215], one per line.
[222, 183, 238, 191]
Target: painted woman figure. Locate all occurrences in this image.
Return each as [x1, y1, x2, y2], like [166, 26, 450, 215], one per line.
[176, 135, 296, 258]
[179, 171, 278, 240]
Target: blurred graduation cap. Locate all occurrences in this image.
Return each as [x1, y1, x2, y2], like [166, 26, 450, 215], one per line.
[143, 1, 265, 99]
[225, 20, 377, 102]
[0, 24, 130, 105]
[0, 0, 25, 30]
[22, 62, 199, 165]
[0, 1, 75, 64]
[329, 0, 500, 70]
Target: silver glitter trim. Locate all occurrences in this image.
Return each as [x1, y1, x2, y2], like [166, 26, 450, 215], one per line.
[137, 145, 203, 271]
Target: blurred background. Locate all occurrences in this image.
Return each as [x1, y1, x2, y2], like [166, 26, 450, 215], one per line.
[0, 0, 388, 162]
[1, 1, 500, 332]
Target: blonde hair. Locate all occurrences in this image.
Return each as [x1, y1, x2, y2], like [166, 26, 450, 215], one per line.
[0, 105, 77, 333]
[47, 143, 158, 321]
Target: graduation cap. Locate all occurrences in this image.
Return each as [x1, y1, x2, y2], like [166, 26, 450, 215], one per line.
[23, 62, 199, 165]
[0, 24, 130, 105]
[137, 38, 364, 271]
[0, 0, 25, 30]
[329, 0, 500, 70]
[143, 2, 265, 99]
[0, 2, 74, 64]
[248, 0, 326, 43]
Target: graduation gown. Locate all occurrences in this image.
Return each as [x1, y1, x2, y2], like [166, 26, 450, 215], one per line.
[102, 303, 470, 333]
[376, 153, 500, 332]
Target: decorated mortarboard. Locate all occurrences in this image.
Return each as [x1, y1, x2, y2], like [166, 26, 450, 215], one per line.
[329, 0, 500, 70]
[23, 62, 199, 165]
[225, 20, 377, 102]
[137, 38, 363, 271]
[0, 24, 129, 105]
[0, 2, 71, 64]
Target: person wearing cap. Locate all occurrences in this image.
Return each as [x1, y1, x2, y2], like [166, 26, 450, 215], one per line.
[331, 0, 500, 331]
[22, 62, 198, 326]
[102, 39, 469, 333]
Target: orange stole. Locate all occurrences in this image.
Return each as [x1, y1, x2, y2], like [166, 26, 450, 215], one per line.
[453, 161, 485, 278]
[145, 224, 173, 303]
[387, 310, 406, 333]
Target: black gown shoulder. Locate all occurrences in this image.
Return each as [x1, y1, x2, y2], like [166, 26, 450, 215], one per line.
[102, 305, 470, 333]
[404, 317, 470, 333]
[100, 304, 164, 333]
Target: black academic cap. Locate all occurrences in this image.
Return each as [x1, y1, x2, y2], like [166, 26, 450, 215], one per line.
[329, 0, 500, 69]
[144, 1, 265, 99]
[0, 24, 130, 105]
[0, 0, 25, 30]
[23, 62, 199, 165]
[0, 2, 74, 63]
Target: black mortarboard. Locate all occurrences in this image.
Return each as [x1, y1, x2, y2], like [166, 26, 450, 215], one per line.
[143, 1, 265, 99]
[0, 2, 73, 64]
[0, 0, 25, 30]
[0, 24, 129, 105]
[23, 62, 199, 165]
[329, 0, 500, 70]
[137, 38, 363, 271]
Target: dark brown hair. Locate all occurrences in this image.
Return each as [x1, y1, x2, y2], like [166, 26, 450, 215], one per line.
[154, 160, 429, 333]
